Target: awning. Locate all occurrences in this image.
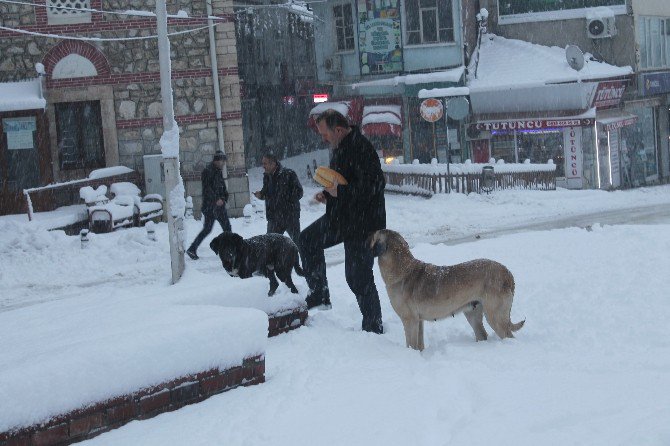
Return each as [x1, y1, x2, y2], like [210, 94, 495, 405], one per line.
[351, 66, 464, 89]
[0, 78, 46, 113]
[361, 105, 402, 137]
[307, 98, 363, 132]
[597, 112, 638, 132]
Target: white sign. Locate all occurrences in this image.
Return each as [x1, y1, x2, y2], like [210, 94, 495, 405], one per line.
[2, 117, 36, 150]
[563, 126, 583, 189]
[609, 130, 621, 188]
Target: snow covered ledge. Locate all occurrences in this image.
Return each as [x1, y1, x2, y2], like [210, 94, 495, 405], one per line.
[0, 297, 267, 445]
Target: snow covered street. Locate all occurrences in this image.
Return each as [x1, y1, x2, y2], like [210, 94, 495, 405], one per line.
[1, 164, 670, 444]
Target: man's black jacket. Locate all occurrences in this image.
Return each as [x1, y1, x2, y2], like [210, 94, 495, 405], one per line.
[325, 126, 386, 240]
[259, 162, 303, 225]
[201, 162, 228, 214]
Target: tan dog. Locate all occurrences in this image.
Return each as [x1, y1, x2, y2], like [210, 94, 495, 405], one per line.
[369, 229, 524, 351]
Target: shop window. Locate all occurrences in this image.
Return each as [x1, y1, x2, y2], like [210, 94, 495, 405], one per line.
[46, 0, 92, 25]
[405, 0, 453, 45]
[499, 0, 624, 16]
[620, 107, 658, 186]
[56, 101, 105, 170]
[334, 4, 355, 51]
[638, 17, 670, 70]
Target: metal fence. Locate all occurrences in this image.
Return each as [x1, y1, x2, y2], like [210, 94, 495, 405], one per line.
[383, 170, 556, 196]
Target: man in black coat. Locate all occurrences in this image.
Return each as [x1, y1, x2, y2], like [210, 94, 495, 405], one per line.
[253, 152, 303, 246]
[187, 151, 232, 260]
[299, 109, 386, 334]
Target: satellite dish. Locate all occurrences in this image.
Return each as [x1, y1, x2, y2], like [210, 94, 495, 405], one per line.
[446, 97, 470, 121]
[566, 45, 585, 71]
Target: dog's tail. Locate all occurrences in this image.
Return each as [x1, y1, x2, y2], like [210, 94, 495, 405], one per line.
[294, 259, 305, 277]
[510, 319, 525, 332]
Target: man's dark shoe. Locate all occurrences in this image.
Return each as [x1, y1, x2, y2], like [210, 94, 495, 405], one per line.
[362, 319, 384, 334]
[186, 248, 199, 260]
[305, 290, 332, 310]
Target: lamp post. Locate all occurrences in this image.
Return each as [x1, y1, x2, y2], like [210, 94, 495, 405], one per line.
[156, 0, 185, 284]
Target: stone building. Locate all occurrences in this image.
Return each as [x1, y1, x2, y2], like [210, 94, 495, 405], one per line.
[0, 0, 249, 216]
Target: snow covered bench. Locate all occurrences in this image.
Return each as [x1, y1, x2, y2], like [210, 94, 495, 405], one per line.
[0, 295, 267, 445]
[82, 183, 163, 233]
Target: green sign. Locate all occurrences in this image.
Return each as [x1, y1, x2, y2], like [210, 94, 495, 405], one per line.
[357, 0, 403, 75]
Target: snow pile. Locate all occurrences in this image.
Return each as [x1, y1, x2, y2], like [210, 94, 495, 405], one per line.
[88, 166, 134, 179]
[0, 78, 45, 113]
[109, 182, 141, 197]
[79, 185, 108, 205]
[468, 34, 633, 91]
[352, 66, 465, 89]
[159, 121, 180, 157]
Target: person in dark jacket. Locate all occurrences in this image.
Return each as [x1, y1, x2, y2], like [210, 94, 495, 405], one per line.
[187, 151, 231, 260]
[253, 152, 303, 246]
[299, 109, 386, 334]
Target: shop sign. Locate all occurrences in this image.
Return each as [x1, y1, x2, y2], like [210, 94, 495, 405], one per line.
[357, 0, 403, 76]
[313, 93, 329, 103]
[470, 117, 594, 132]
[420, 98, 443, 122]
[601, 116, 637, 132]
[609, 129, 621, 188]
[640, 71, 670, 96]
[591, 81, 626, 109]
[2, 117, 36, 150]
[563, 126, 583, 189]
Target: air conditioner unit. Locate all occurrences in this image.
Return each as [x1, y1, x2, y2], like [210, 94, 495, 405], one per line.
[324, 55, 342, 73]
[587, 15, 616, 39]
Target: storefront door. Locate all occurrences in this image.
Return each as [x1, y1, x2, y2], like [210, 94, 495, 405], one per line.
[0, 112, 50, 215]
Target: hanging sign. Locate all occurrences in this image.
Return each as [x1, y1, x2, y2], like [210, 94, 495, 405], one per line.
[2, 117, 36, 150]
[563, 126, 583, 189]
[420, 98, 443, 122]
[357, 0, 403, 75]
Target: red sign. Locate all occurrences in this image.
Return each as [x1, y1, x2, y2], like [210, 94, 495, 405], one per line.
[420, 98, 443, 122]
[591, 81, 626, 109]
[470, 117, 594, 132]
[313, 93, 329, 103]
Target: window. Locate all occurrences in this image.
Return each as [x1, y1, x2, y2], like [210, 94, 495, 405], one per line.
[56, 101, 105, 170]
[639, 17, 670, 70]
[405, 0, 453, 45]
[46, 0, 91, 25]
[499, 0, 624, 16]
[334, 3, 354, 51]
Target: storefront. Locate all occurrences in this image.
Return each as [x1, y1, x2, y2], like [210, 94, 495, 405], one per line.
[0, 79, 51, 215]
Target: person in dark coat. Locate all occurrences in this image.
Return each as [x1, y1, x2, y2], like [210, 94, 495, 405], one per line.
[299, 109, 386, 334]
[253, 152, 303, 246]
[187, 151, 231, 260]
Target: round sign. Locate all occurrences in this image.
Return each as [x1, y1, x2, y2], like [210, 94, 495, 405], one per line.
[420, 98, 444, 123]
[446, 96, 470, 121]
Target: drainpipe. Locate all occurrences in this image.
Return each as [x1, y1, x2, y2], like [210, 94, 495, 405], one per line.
[207, 0, 228, 179]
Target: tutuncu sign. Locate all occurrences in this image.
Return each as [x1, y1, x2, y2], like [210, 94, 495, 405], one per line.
[469, 117, 594, 132]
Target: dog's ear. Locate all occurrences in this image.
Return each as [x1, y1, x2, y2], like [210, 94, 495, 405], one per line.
[209, 236, 221, 255]
[369, 232, 387, 257]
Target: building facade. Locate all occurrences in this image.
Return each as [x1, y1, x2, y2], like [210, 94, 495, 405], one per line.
[474, 0, 670, 189]
[309, 0, 469, 164]
[0, 0, 249, 217]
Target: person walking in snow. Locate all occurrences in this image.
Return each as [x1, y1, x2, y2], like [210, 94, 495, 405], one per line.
[253, 152, 303, 247]
[299, 109, 386, 334]
[187, 151, 231, 260]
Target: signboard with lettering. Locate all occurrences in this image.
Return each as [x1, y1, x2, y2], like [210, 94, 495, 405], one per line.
[609, 129, 621, 188]
[563, 126, 583, 189]
[2, 117, 36, 150]
[591, 81, 626, 109]
[357, 0, 403, 75]
[420, 98, 443, 122]
[600, 116, 637, 132]
[640, 71, 670, 96]
[469, 117, 594, 132]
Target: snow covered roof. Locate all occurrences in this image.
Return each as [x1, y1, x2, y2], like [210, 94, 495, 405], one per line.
[0, 79, 46, 113]
[352, 66, 465, 89]
[418, 87, 470, 99]
[468, 34, 633, 92]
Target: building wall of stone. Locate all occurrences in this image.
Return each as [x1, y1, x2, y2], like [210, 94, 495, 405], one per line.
[0, 0, 249, 217]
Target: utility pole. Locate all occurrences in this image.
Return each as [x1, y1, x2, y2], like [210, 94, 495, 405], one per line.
[156, 0, 185, 284]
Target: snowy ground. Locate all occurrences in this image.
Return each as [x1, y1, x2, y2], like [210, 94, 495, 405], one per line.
[1, 150, 670, 444]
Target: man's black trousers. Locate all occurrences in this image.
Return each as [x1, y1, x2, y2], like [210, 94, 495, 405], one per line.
[299, 215, 383, 332]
